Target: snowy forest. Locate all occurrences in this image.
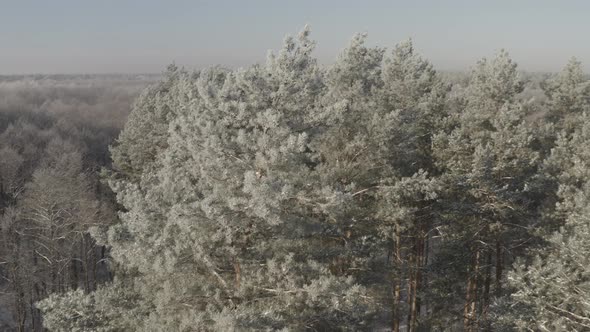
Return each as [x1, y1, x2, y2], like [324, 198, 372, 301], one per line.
[2, 28, 590, 331]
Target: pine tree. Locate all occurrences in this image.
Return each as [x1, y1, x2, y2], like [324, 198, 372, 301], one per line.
[40, 28, 375, 331]
[543, 57, 590, 134]
[317, 35, 447, 331]
[502, 114, 590, 331]
[432, 50, 541, 330]
[109, 64, 183, 180]
[37, 281, 144, 332]
[378, 39, 448, 331]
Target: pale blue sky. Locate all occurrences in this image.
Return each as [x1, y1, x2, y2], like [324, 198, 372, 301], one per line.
[1, 0, 588, 74]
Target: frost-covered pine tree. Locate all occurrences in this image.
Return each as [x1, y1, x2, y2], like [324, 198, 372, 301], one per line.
[543, 57, 590, 134]
[432, 50, 541, 331]
[109, 63, 183, 180]
[313, 35, 447, 331]
[40, 27, 375, 331]
[501, 114, 590, 331]
[377, 39, 447, 331]
[381, 39, 447, 174]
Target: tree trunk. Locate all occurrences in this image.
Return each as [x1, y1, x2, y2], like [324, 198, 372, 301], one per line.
[392, 225, 402, 332]
[407, 240, 416, 331]
[495, 240, 503, 296]
[89, 238, 97, 291]
[11, 261, 27, 332]
[481, 250, 492, 330]
[233, 259, 241, 290]
[422, 231, 430, 317]
[464, 248, 480, 332]
[70, 258, 79, 290]
[81, 234, 88, 291]
[29, 290, 37, 332]
[17, 291, 26, 332]
[408, 232, 424, 332]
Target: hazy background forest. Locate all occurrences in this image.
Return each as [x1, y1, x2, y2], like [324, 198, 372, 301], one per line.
[0, 74, 157, 329]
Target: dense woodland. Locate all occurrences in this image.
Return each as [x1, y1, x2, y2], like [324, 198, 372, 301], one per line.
[0, 75, 155, 330]
[2, 28, 590, 331]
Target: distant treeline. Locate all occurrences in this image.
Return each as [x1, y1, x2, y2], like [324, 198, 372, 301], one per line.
[0, 74, 155, 331]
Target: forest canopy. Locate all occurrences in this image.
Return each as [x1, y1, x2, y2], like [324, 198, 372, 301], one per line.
[2, 27, 590, 331]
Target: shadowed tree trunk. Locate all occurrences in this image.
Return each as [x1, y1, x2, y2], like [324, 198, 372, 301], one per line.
[481, 250, 493, 330]
[464, 248, 480, 332]
[392, 225, 402, 332]
[408, 232, 424, 332]
[495, 240, 503, 296]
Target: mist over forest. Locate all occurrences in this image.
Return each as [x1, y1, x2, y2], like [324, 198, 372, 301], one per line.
[1, 27, 590, 332]
[0, 74, 156, 330]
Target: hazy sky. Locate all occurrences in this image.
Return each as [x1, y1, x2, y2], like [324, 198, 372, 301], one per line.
[1, 0, 589, 74]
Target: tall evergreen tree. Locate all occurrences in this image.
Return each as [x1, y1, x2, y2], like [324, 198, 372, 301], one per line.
[109, 64, 183, 180]
[542, 57, 590, 134]
[432, 50, 541, 330]
[377, 39, 448, 331]
[315, 35, 447, 331]
[501, 114, 590, 331]
[41, 28, 376, 331]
